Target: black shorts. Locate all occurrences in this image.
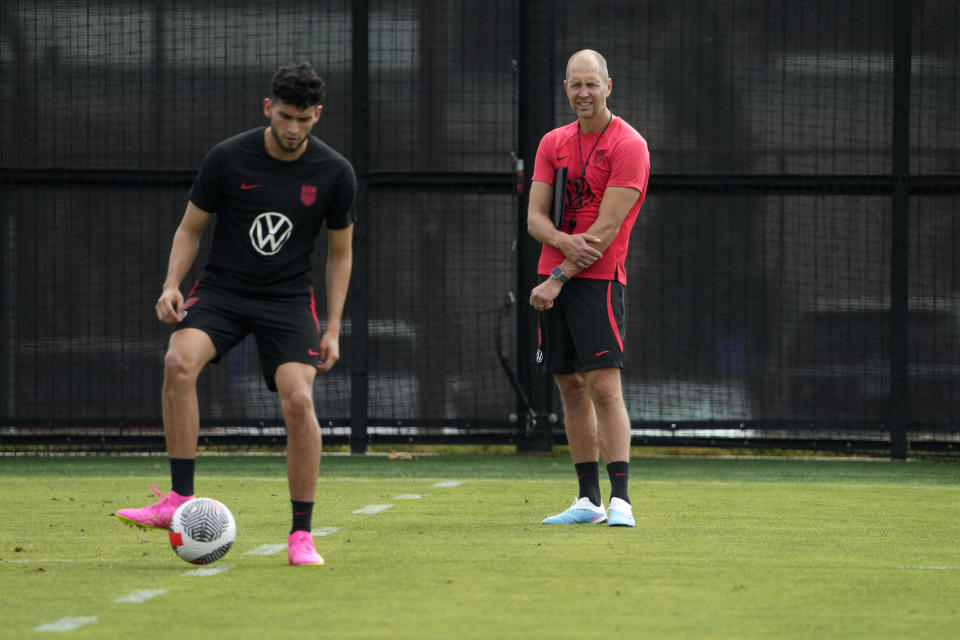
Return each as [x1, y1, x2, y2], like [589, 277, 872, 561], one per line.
[537, 277, 625, 375]
[177, 282, 320, 391]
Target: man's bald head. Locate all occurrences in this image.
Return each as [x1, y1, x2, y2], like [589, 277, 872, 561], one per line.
[565, 49, 609, 82]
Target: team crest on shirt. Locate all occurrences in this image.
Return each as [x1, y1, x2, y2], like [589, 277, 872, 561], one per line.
[566, 176, 594, 211]
[300, 184, 317, 206]
[593, 149, 606, 164]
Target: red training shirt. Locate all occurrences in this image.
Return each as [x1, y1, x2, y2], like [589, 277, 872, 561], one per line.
[532, 116, 650, 284]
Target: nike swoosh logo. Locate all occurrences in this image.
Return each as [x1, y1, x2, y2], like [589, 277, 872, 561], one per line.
[557, 155, 569, 161]
[595, 350, 610, 357]
[308, 349, 320, 356]
[241, 183, 261, 190]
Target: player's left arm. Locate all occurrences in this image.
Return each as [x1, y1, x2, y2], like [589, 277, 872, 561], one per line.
[317, 224, 354, 373]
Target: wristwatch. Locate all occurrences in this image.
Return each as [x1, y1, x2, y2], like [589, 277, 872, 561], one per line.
[550, 266, 569, 284]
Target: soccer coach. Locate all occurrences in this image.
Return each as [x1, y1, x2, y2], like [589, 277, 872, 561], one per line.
[527, 49, 650, 528]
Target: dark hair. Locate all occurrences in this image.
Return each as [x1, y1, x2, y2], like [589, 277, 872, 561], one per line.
[271, 62, 326, 109]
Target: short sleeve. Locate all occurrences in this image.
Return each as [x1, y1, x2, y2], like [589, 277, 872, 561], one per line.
[607, 135, 649, 193]
[531, 130, 560, 184]
[325, 162, 358, 230]
[187, 145, 224, 213]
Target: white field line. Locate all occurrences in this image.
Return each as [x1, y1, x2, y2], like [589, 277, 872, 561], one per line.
[432, 481, 463, 488]
[353, 504, 393, 515]
[901, 565, 960, 571]
[182, 564, 235, 577]
[243, 528, 340, 556]
[113, 589, 167, 604]
[243, 544, 287, 556]
[394, 494, 426, 499]
[34, 617, 97, 632]
[313, 526, 340, 536]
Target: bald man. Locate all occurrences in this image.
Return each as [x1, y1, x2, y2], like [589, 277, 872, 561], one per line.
[527, 50, 650, 527]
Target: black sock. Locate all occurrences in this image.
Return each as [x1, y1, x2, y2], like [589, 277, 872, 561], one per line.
[291, 501, 314, 534]
[169, 458, 195, 496]
[607, 460, 630, 504]
[574, 461, 602, 507]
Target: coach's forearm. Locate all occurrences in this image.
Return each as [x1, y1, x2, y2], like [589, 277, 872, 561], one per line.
[527, 209, 566, 249]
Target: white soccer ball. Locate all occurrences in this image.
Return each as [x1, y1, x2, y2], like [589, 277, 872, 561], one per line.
[168, 497, 236, 565]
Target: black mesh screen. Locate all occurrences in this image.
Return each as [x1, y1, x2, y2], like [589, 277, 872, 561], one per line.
[2, 0, 958, 453]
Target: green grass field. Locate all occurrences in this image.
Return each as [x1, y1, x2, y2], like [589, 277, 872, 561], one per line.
[2, 453, 959, 639]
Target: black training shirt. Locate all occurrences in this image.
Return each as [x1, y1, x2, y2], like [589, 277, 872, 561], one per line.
[188, 127, 357, 296]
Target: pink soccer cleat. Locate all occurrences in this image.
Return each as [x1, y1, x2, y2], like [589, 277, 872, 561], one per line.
[287, 530, 325, 566]
[116, 485, 194, 530]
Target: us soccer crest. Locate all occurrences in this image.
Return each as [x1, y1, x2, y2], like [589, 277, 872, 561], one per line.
[300, 184, 317, 206]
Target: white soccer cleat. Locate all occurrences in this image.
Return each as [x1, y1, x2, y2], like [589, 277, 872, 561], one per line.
[607, 496, 635, 527]
[542, 497, 607, 525]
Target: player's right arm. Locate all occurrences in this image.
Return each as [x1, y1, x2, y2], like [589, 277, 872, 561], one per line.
[156, 201, 212, 324]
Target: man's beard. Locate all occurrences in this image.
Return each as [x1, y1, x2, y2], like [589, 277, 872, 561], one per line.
[271, 127, 308, 151]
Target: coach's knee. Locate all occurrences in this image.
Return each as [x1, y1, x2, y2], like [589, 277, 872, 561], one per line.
[588, 375, 624, 411]
[556, 373, 591, 408]
[556, 372, 587, 393]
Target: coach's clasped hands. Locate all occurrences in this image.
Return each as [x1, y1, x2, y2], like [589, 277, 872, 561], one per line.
[530, 233, 603, 311]
[561, 232, 603, 269]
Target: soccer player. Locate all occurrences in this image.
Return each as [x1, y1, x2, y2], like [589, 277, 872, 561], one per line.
[527, 50, 650, 527]
[117, 62, 356, 565]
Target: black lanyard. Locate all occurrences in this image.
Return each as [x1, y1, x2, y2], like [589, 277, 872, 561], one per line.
[576, 113, 614, 179]
[565, 114, 614, 232]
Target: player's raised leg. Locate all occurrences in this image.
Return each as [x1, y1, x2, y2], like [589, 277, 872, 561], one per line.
[275, 362, 325, 565]
[116, 329, 215, 529]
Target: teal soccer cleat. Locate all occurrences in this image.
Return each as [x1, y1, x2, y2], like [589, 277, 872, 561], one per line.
[542, 497, 607, 525]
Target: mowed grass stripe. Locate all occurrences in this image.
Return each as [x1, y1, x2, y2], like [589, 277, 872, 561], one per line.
[4, 453, 958, 484]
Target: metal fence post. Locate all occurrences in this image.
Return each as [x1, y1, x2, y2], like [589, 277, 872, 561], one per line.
[350, 0, 370, 455]
[515, 0, 557, 453]
[889, 0, 912, 460]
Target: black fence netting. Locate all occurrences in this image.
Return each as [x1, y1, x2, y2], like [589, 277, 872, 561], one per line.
[1, 0, 958, 456]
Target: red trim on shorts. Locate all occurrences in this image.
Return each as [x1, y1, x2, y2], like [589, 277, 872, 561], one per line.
[606, 281, 623, 352]
[309, 289, 320, 332]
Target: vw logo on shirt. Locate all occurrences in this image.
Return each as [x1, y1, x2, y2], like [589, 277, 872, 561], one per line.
[249, 211, 293, 256]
